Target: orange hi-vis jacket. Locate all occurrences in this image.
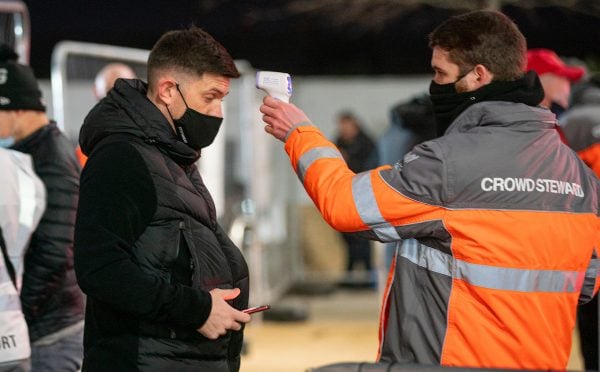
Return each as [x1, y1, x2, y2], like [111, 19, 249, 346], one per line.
[283, 101, 600, 369]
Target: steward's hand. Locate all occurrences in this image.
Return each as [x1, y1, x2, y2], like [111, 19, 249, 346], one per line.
[197, 288, 251, 339]
[259, 96, 312, 142]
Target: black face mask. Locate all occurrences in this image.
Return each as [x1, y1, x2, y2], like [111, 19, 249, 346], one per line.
[429, 71, 546, 136]
[429, 71, 475, 136]
[167, 84, 223, 151]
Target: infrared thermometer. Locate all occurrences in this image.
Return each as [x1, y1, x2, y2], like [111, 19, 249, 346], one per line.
[256, 71, 292, 103]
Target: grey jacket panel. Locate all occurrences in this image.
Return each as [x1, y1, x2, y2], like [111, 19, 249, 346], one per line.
[380, 141, 447, 206]
[380, 240, 452, 364]
[443, 102, 597, 213]
[579, 249, 599, 305]
[392, 221, 452, 256]
[384, 101, 598, 214]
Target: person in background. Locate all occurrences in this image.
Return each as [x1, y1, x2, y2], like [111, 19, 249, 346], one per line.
[376, 94, 436, 269]
[526, 48, 585, 118]
[93, 62, 137, 100]
[74, 26, 250, 371]
[561, 73, 600, 371]
[377, 94, 436, 169]
[260, 10, 599, 369]
[75, 62, 137, 167]
[0, 146, 45, 372]
[0, 44, 85, 371]
[527, 50, 596, 369]
[563, 74, 600, 176]
[334, 111, 377, 286]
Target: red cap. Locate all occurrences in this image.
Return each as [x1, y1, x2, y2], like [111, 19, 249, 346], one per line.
[526, 48, 585, 82]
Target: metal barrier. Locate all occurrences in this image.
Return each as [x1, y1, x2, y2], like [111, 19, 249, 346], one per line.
[0, 0, 30, 64]
[50, 41, 149, 134]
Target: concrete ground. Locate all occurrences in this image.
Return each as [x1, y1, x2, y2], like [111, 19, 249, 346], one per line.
[240, 288, 585, 372]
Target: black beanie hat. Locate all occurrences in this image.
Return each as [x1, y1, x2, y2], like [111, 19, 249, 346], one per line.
[0, 44, 45, 112]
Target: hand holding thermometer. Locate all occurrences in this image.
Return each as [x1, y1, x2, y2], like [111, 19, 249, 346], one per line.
[242, 304, 270, 314]
[256, 71, 292, 103]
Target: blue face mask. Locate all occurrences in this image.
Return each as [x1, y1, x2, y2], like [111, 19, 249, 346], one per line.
[0, 137, 15, 148]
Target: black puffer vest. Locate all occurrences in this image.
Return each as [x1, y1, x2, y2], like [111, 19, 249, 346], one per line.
[79, 79, 249, 371]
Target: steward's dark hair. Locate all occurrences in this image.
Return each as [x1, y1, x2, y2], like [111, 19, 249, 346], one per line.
[429, 10, 526, 81]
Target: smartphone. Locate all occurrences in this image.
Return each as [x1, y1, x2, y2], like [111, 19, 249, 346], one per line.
[242, 304, 270, 314]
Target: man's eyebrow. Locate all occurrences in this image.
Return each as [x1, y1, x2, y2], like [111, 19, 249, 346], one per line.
[203, 88, 229, 97]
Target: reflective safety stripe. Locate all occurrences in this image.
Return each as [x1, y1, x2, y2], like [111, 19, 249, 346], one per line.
[400, 238, 452, 276]
[456, 260, 584, 293]
[296, 147, 343, 183]
[400, 242, 585, 293]
[352, 172, 401, 242]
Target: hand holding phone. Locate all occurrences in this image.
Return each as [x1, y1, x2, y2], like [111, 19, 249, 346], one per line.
[242, 304, 270, 314]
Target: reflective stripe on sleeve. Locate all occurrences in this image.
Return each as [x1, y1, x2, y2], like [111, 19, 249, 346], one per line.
[352, 172, 401, 242]
[296, 147, 344, 183]
[400, 242, 585, 293]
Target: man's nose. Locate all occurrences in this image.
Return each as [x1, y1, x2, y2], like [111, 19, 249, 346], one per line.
[208, 101, 223, 118]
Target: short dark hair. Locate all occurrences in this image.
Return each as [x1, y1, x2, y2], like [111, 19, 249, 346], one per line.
[337, 110, 359, 122]
[147, 26, 239, 87]
[428, 10, 526, 81]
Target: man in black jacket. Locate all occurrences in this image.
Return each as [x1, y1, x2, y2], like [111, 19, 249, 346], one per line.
[0, 45, 85, 371]
[74, 27, 251, 371]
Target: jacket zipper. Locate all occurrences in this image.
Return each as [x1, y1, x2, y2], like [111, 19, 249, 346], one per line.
[180, 221, 198, 288]
[170, 220, 187, 340]
[175, 220, 184, 261]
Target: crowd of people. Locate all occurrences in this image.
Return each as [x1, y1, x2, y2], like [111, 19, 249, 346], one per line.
[0, 8, 598, 372]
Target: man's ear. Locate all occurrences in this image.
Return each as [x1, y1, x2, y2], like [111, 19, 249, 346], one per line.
[155, 77, 177, 106]
[473, 64, 494, 87]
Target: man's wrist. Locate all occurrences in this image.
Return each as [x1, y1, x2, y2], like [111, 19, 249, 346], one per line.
[284, 121, 314, 142]
[189, 289, 213, 328]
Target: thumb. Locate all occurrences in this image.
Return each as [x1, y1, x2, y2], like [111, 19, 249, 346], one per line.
[219, 288, 241, 301]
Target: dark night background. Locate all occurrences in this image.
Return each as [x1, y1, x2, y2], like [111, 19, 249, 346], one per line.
[22, 0, 600, 79]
